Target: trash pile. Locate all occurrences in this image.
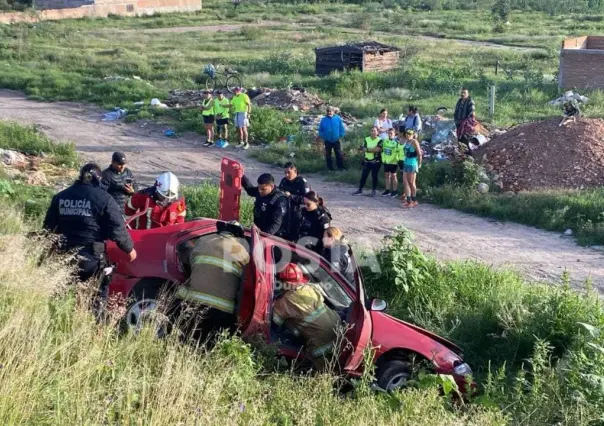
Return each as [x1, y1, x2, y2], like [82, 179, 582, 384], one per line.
[476, 117, 604, 191]
[0, 149, 76, 188]
[549, 90, 589, 106]
[248, 87, 324, 112]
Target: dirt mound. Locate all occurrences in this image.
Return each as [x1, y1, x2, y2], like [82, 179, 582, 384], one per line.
[476, 117, 604, 191]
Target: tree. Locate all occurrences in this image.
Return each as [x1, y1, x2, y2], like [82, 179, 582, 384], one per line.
[491, 0, 511, 24]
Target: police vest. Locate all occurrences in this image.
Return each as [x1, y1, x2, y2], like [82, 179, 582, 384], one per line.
[202, 98, 214, 116]
[364, 137, 381, 161]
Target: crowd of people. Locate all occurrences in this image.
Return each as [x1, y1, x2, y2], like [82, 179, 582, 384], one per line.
[200, 86, 251, 149]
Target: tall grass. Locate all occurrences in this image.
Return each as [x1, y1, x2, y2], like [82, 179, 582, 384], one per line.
[0, 121, 78, 167]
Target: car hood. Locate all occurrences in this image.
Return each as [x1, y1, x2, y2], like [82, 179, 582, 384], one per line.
[374, 312, 463, 355]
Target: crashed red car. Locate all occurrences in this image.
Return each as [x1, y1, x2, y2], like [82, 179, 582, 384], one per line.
[106, 219, 473, 391]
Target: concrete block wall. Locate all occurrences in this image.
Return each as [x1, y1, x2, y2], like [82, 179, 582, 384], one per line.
[560, 49, 604, 89]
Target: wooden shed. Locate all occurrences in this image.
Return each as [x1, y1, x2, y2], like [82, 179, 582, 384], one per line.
[314, 41, 400, 76]
[559, 36, 604, 89]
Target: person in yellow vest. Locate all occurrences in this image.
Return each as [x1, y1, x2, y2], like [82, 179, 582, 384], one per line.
[381, 127, 403, 198]
[175, 221, 250, 335]
[230, 86, 251, 150]
[352, 126, 383, 197]
[272, 263, 342, 371]
[213, 90, 231, 148]
[201, 91, 216, 147]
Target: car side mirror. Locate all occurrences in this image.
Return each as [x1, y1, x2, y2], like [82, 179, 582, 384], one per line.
[370, 298, 387, 312]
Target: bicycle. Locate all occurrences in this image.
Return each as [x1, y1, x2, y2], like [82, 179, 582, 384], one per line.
[203, 64, 243, 93]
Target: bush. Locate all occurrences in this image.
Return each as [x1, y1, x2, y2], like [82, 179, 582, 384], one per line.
[183, 182, 254, 225]
[0, 122, 78, 167]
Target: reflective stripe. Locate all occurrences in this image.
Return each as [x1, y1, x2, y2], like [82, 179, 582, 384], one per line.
[127, 198, 135, 210]
[291, 327, 301, 337]
[311, 341, 335, 358]
[192, 255, 242, 275]
[303, 305, 327, 325]
[177, 209, 187, 217]
[175, 287, 235, 313]
[273, 312, 284, 326]
[145, 208, 152, 230]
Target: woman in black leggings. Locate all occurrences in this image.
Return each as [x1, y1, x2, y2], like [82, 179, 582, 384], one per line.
[352, 126, 383, 197]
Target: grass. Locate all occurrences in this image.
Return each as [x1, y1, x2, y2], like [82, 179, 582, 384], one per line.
[0, 121, 78, 166]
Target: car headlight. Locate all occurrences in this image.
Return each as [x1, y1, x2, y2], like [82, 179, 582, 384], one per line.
[453, 362, 472, 376]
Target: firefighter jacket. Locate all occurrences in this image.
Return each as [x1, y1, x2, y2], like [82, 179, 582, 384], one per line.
[242, 175, 289, 238]
[124, 188, 187, 230]
[273, 284, 341, 363]
[176, 233, 250, 314]
[43, 181, 133, 253]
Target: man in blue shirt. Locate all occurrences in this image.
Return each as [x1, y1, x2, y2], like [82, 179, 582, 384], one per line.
[318, 106, 347, 171]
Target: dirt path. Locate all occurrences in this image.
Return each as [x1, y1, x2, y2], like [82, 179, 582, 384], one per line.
[121, 21, 282, 34]
[0, 90, 602, 288]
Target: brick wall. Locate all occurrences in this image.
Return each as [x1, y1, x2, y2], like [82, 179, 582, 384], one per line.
[0, 0, 200, 23]
[587, 36, 604, 50]
[559, 49, 604, 89]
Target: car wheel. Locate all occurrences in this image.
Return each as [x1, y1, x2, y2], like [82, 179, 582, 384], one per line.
[123, 281, 172, 338]
[376, 360, 412, 391]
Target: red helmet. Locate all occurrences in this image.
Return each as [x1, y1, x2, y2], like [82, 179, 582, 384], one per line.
[277, 263, 309, 286]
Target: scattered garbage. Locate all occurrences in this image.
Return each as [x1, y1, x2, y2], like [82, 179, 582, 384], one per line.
[0, 149, 26, 167]
[102, 108, 128, 121]
[476, 182, 489, 194]
[476, 117, 604, 191]
[164, 129, 175, 137]
[150, 98, 168, 109]
[550, 91, 589, 106]
[564, 229, 573, 236]
[133, 101, 145, 107]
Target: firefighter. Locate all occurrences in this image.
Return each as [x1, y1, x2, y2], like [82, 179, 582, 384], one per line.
[175, 221, 250, 335]
[43, 163, 136, 317]
[242, 173, 289, 238]
[125, 172, 187, 229]
[273, 263, 342, 371]
[278, 162, 311, 241]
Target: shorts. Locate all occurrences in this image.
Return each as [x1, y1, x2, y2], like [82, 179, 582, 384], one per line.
[203, 115, 215, 124]
[234, 112, 249, 128]
[402, 164, 418, 173]
[216, 118, 229, 126]
[383, 164, 398, 173]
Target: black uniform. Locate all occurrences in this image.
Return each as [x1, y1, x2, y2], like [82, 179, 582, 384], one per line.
[242, 175, 289, 238]
[298, 207, 331, 252]
[101, 166, 138, 214]
[278, 176, 311, 240]
[322, 242, 354, 283]
[43, 181, 134, 281]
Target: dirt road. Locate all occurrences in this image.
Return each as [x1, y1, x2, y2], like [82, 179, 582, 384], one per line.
[0, 90, 602, 288]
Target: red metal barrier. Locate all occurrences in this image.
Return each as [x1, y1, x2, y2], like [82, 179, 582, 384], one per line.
[219, 157, 243, 221]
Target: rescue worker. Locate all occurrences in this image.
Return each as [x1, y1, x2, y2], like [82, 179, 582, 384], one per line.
[201, 91, 216, 147]
[125, 172, 187, 229]
[242, 173, 289, 238]
[321, 227, 354, 283]
[273, 263, 342, 371]
[278, 162, 311, 241]
[175, 221, 250, 335]
[43, 162, 136, 299]
[352, 126, 383, 197]
[298, 191, 331, 253]
[101, 151, 138, 214]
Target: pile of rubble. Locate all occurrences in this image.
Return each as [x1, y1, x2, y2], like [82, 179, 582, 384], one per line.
[476, 117, 604, 191]
[0, 148, 75, 188]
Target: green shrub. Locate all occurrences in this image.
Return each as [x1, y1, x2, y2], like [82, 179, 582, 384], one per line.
[182, 182, 254, 225]
[0, 122, 78, 167]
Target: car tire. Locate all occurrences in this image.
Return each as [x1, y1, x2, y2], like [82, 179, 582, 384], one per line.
[122, 280, 173, 338]
[376, 360, 413, 391]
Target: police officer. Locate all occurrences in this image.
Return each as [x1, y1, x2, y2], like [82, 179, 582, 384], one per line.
[278, 162, 310, 241]
[101, 152, 138, 214]
[242, 173, 289, 238]
[298, 191, 331, 253]
[43, 163, 137, 283]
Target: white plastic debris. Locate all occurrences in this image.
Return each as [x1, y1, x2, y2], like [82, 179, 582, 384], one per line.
[564, 229, 573, 236]
[550, 91, 589, 106]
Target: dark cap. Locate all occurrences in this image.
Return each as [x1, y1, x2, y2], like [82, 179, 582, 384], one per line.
[112, 151, 127, 165]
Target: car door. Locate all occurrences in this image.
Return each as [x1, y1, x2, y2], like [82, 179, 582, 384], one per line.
[240, 225, 272, 340]
[340, 253, 373, 372]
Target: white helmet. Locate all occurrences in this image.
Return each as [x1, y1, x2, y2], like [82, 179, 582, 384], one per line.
[154, 172, 180, 206]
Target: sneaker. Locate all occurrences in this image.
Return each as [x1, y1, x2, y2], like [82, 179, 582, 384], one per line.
[352, 190, 363, 196]
[409, 201, 419, 207]
[221, 141, 229, 148]
[402, 199, 411, 208]
[389, 191, 398, 198]
[381, 190, 391, 197]
[206, 141, 215, 147]
[242, 142, 249, 150]
[236, 142, 245, 149]
[371, 190, 376, 197]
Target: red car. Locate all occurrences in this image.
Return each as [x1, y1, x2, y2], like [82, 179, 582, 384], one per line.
[106, 219, 473, 391]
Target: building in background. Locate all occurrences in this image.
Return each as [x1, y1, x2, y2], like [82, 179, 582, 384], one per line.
[559, 36, 604, 89]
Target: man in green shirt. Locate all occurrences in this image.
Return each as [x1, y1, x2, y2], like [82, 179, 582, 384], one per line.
[214, 90, 231, 147]
[231, 87, 251, 150]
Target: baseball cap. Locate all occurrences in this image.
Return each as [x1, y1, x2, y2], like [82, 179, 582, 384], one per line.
[405, 129, 416, 136]
[233, 86, 242, 91]
[112, 151, 127, 165]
